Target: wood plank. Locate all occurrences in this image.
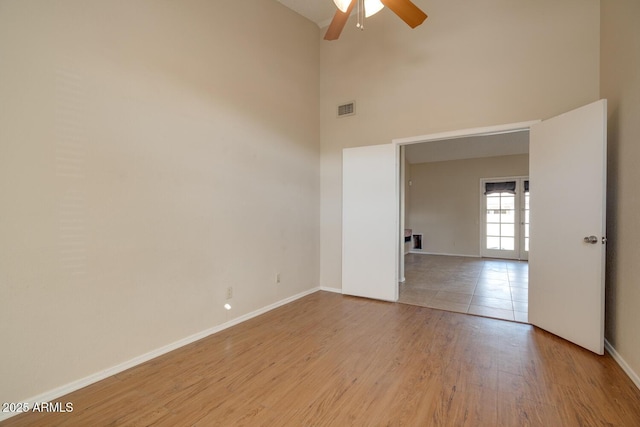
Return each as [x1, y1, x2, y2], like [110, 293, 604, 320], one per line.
[2, 291, 640, 426]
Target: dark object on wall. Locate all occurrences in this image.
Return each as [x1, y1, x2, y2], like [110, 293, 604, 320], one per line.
[412, 234, 422, 250]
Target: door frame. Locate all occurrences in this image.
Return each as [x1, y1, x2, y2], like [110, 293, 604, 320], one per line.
[394, 120, 540, 288]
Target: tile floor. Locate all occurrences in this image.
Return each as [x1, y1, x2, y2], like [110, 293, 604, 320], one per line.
[399, 253, 528, 323]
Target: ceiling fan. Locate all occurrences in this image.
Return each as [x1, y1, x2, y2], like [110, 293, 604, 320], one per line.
[324, 0, 428, 41]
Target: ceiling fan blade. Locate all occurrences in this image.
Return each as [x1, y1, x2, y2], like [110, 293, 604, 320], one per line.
[380, 0, 427, 28]
[324, 0, 357, 41]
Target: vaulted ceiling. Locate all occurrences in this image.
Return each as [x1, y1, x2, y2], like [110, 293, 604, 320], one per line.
[275, 0, 336, 27]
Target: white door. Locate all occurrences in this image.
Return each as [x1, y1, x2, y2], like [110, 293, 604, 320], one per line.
[342, 144, 398, 301]
[529, 99, 607, 355]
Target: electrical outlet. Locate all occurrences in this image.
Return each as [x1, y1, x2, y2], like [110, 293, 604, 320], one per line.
[276, 273, 281, 284]
[226, 286, 233, 300]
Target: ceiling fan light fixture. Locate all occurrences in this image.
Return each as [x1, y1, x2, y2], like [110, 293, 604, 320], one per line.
[332, 0, 351, 13]
[332, 0, 384, 17]
[325, 0, 426, 41]
[364, 0, 384, 17]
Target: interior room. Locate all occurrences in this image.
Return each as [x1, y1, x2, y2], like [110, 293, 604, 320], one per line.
[400, 132, 530, 322]
[1, 0, 640, 425]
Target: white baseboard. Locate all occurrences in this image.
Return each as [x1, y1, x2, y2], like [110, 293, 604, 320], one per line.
[0, 286, 320, 422]
[319, 286, 342, 294]
[5, 292, 637, 423]
[408, 251, 481, 258]
[605, 339, 640, 391]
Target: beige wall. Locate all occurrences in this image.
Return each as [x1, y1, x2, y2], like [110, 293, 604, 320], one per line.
[4, 0, 638, 409]
[0, 0, 320, 403]
[407, 154, 529, 256]
[601, 0, 640, 381]
[319, 0, 600, 289]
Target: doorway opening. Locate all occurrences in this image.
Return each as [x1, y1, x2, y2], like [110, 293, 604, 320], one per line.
[398, 129, 530, 323]
[343, 100, 606, 353]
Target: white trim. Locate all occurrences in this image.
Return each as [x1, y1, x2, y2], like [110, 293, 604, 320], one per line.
[0, 287, 320, 422]
[399, 146, 406, 288]
[408, 251, 481, 258]
[319, 286, 343, 294]
[393, 120, 540, 146]
[605, 339, 640, 391]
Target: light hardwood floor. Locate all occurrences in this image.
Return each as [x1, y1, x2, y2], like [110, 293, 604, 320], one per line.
[3, 291, 640, 426]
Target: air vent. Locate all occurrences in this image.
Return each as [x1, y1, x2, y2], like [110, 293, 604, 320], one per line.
[337, 101, 355, 118]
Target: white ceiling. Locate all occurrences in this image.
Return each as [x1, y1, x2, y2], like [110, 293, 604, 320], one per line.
[405, 131, 530, 164]
[276, 0, 337, 27]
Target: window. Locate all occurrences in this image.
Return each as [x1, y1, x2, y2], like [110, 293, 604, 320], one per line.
[481, 177, 529, 260]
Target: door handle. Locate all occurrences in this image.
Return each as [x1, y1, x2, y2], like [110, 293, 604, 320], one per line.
[583, 235, 598, 244]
